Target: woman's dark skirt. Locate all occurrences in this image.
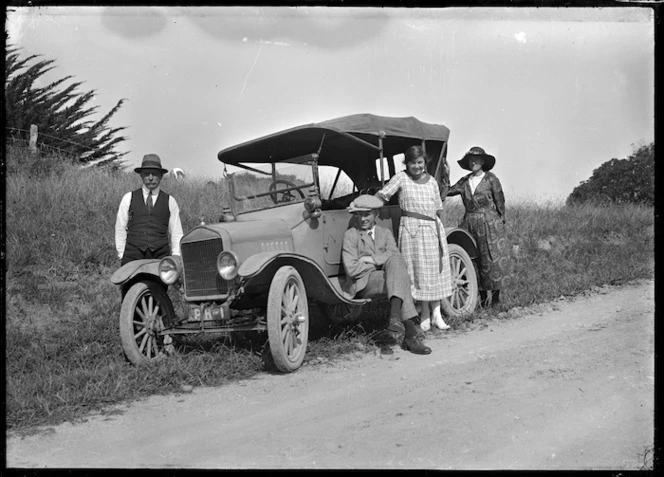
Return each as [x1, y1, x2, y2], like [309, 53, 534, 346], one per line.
[462, 210, 512, 291]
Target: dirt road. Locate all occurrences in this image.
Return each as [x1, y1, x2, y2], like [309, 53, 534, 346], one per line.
[6, 280, 654, 470]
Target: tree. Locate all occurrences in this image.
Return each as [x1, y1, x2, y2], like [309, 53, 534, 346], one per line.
[4, 45, 128, 168]
[566, 143, 654, 206]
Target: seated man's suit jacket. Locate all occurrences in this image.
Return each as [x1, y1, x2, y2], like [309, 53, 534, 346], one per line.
[341, 224, 400, 297]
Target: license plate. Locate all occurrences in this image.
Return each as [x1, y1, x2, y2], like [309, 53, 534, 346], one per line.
[188, 304, 225, 322]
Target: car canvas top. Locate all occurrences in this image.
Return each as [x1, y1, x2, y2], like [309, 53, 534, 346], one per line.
[217, 113, 450, 188]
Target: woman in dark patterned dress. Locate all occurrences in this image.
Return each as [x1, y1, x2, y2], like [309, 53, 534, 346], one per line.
[447, 147, 511, 307]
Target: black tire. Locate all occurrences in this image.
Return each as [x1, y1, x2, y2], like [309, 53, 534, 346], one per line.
[119, 281, 176, 365]
[266, 266, 309, 372]
[441, 244, 479, 318]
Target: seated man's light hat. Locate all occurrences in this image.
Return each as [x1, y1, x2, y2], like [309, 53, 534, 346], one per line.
[347, 194, 384, 213]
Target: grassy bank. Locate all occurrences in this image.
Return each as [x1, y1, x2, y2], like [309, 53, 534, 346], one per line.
[5, 149, 654, 431]
[444, 196, 654, 307]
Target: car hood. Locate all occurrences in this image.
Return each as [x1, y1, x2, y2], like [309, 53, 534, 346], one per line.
[181, 219, 294, 257]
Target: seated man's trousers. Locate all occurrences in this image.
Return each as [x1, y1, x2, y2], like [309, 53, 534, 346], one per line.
[356, 254, 418, 321]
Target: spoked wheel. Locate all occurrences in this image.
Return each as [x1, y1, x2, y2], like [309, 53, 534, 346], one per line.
[441, 244, 479, 318]
[318, 302, 363, 324]
[266, 266, 309, 372]
[119, 281, 176, 365]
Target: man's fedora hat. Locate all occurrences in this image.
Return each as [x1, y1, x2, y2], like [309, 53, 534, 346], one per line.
[457, 146, 496, 172]
[347, 194, 385, 213]
[135, 154, 169, 174]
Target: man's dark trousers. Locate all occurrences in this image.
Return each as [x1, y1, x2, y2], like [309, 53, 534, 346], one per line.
[120, 243, 170, 266]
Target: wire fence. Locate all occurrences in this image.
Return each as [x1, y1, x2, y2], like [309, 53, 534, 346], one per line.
[5, 126, 99, 162]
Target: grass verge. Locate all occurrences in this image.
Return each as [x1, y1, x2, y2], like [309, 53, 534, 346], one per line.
[5, 153, 654, 432]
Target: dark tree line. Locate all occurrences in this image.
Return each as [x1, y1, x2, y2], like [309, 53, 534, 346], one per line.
[5, 45, 128, 168]
[567, 142, 654, 206]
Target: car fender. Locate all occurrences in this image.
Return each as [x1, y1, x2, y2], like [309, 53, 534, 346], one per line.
[238, 252, 368, 306]
[110, 259, 161, 286]
[446, 227, 479, 260]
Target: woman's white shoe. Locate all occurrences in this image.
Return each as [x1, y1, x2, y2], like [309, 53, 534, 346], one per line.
[420, 302, 431, 331]
[432, 308, 451, 330]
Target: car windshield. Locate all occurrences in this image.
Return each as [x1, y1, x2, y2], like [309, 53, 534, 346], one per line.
[229, 159, 316, 214]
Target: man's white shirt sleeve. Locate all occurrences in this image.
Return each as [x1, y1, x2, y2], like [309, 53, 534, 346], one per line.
[169, 196, 183, 256]
[114, 192, 132, 259]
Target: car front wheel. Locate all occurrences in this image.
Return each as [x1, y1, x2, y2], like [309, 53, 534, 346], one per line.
[119, 281, 176, 365]
[266, 266, 309, 372]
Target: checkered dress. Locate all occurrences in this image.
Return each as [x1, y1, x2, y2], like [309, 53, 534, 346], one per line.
[378, 171, 453, 301]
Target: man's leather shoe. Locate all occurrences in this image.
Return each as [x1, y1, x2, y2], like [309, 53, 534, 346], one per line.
[373, 320, 404, 347]
[373, 330, 397, 346]
[402, 336, 432, 355]
[386, 320, 406, 344]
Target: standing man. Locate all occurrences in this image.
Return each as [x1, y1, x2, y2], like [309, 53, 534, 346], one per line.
[115, 154, 184, 266]
[341, 194, 432, 355]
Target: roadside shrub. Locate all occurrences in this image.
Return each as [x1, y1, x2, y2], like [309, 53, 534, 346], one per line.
[566, 143, 654, 206]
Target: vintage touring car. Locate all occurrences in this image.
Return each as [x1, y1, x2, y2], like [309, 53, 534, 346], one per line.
[111, 114, 479, 372]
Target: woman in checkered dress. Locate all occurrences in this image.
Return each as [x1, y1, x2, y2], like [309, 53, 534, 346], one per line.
[376, 146, 454, 331]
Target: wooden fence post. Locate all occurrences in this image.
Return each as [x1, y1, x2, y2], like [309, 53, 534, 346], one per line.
[29, 124, 38, 154]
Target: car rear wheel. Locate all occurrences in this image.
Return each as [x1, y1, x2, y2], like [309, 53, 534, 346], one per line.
[119, 281, 176, 365]
[441, 244, 479, 318]
[267, 266, 309, 372]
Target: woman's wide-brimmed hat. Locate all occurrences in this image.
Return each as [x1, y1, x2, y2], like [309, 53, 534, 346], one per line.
[134, 154, 169, 174]
[347, 194, 384, 213]
[458, 146, 496, 171]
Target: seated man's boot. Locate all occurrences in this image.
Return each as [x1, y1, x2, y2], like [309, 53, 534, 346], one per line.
[402, 334, 432, 355]
[402, 318, 432, 355]
[386, 318, 405, 345]
[373, 316, 404, 350]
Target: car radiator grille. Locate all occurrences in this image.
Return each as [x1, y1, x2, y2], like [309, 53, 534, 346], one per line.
[182, 238, 235, 298]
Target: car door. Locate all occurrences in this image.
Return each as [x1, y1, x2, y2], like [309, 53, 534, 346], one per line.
[322, 210, 349, 275]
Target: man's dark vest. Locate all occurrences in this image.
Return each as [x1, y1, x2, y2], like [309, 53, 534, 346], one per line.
[127, 189, 170, 252]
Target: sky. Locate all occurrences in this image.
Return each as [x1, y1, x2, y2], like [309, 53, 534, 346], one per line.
[6, 6, 654, 202]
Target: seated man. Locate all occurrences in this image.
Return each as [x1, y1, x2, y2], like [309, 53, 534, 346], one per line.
[341, 194, 431, 355]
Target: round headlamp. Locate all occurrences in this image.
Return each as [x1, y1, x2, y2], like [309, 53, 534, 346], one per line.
[216, 251, 239, 280]
[159, 256, 181, 285]
[304, 197, 322, 218]
[304, 197, 322, 213]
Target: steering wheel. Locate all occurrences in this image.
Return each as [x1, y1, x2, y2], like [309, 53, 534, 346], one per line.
[268, 180, 306, 204]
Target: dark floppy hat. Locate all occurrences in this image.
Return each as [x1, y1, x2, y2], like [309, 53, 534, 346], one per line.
[457, 147, 496, 171]
[134, 154, 168, 174]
